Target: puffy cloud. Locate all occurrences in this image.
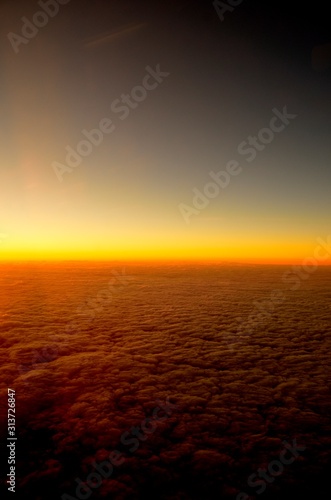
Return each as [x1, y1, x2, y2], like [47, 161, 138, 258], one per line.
[0, 263, 330, 499]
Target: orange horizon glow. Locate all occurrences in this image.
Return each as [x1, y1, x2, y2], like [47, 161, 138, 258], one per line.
[2, 228, 331, 265]
[2, 231, 331, 266]
[1, 253, 330, 267]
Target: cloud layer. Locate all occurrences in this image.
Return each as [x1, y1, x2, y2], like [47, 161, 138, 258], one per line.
[0, 263, 330, 499]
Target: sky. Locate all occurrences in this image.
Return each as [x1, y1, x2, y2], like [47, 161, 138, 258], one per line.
[0, 0, 330, 263]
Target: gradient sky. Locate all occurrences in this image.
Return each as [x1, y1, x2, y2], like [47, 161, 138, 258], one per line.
[0, 0, 330, 262]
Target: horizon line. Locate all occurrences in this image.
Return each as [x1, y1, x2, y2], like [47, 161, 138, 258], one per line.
[0, 258, 330, 267]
